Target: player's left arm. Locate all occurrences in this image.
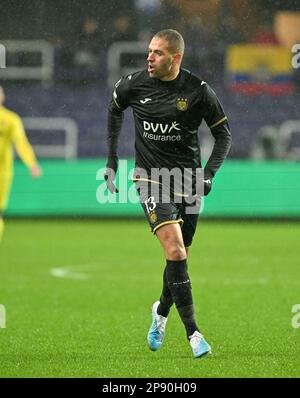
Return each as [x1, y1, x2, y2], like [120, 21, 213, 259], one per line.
[201, 84, 232, 195]
[11, 114, 42, 178]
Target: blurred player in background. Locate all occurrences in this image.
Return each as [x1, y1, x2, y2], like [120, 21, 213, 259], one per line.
[0, 85, 42, 242]
[105, 30, 231, 358]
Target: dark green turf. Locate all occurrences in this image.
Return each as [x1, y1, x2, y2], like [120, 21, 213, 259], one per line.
[0, 220, 299, 377]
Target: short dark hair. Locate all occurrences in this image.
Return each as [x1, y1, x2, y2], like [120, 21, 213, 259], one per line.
[153, 29, 185, 55]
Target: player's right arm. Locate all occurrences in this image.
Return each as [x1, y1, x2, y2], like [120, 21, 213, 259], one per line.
[105, 76, 131, 193]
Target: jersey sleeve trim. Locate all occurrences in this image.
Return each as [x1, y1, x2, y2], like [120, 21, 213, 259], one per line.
[209, 116, 227, 129]
[113, 96, 123, 110]
[132, 177, 161, 184]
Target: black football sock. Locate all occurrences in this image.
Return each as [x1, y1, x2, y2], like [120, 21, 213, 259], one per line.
[157, 266, 174, 317]
[166, 259, 200, 339]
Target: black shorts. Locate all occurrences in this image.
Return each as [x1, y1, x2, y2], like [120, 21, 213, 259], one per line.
[136, 180, 201, 247]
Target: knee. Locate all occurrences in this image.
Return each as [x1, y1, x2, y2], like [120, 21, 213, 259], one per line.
[156, 224, 186, 260]
[165, 241, 186, 261]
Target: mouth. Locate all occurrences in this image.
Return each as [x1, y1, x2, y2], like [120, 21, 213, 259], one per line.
[148, 64, 155, 73]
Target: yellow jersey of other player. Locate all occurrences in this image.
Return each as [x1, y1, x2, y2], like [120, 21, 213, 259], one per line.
[0, 85, 41, 241]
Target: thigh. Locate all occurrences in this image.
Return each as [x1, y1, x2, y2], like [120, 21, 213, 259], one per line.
[155, 222, 186, 260]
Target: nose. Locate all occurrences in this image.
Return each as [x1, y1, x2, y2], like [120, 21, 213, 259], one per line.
[147, 52, 154, 62]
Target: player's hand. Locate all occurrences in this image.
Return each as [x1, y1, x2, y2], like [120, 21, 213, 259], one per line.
[30, 164, 42, 178]
[104, 169, 119, 193]
[105, 155, 119, 193]
[203, 169, 213, 196]
[203, 177, 212, 196]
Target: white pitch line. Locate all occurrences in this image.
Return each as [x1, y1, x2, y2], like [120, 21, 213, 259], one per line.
[50, 266, 91, 280]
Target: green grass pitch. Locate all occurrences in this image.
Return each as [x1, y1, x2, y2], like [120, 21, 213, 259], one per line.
[0, 219, 299, 378]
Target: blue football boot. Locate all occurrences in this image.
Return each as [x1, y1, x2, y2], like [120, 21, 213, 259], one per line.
[189, 331, 212, 358]
[147, 301, 168, 351]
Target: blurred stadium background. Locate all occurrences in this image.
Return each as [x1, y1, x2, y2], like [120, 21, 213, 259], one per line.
[1, 0, 300, 378]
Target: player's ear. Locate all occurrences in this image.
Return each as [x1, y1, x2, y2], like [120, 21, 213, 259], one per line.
[173, 53, 182, 65]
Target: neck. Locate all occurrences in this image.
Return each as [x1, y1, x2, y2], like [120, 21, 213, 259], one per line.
[160, 67, 180, 82]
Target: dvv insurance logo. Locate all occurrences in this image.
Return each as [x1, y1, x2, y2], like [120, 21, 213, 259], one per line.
[0, 43, 6, 68]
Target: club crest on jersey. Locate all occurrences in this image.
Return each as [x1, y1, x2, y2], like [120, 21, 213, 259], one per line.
[149, 211, 157, 224]
[176, 98, 188, 112]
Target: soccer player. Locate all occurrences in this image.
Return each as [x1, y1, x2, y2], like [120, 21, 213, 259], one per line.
[105, 30, 232, 358]
[0, 85, 41, 242]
